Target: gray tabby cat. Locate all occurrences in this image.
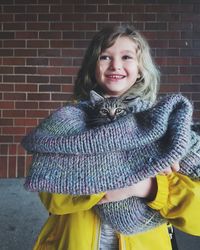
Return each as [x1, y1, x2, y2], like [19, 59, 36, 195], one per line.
[88, 90, 133, 127]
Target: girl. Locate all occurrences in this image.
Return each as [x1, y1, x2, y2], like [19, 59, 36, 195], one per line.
[25, 25, 200, 250]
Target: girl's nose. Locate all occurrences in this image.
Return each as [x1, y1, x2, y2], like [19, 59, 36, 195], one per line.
[109, 58, 122, 70]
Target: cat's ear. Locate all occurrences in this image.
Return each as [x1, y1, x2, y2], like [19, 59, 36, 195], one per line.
[90, 90, 104, 105]
[120, 95, 138, 106]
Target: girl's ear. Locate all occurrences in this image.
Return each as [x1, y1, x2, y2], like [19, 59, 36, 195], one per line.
[90, 90, 104, 105]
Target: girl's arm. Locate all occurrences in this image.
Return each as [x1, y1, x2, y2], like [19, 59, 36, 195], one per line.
[148, 172, 200, 236]
[39, 192, 105, 215]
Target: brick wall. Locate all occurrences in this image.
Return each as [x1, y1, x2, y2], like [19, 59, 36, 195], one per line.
[0, 0, 200, 178]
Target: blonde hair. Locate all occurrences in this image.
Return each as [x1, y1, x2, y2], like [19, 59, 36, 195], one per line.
[74, 25, 160, 103]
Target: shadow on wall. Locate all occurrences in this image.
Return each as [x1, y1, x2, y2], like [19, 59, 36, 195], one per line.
[0, 179, 200, 250]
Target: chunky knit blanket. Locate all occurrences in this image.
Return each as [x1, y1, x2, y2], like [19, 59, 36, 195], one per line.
[22, 94, 200, 235]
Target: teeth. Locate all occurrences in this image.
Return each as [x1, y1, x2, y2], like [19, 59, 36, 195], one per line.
[108, 75, 124, 79]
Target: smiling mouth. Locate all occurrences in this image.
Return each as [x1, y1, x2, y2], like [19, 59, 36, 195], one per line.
[106, 74, 125, 79]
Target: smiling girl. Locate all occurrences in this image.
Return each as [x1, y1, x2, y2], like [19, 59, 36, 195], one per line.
[23, 25, 200, 250]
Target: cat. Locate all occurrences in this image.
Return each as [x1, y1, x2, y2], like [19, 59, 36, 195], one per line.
[87, 90, 133, 127]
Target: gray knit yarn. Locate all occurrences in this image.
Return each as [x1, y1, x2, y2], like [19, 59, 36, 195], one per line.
[22, 94, 200, 235]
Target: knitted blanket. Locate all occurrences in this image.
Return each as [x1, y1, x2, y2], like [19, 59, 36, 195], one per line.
[22, 94, 200, 234]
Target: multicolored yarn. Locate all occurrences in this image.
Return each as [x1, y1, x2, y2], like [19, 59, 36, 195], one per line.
[22, 94, 200, 234]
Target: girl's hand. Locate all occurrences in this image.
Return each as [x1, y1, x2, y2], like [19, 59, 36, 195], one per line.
[161, 162, 180, 175]
[98, 177, 157, 204]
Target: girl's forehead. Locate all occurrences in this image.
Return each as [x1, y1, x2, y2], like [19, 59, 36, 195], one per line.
[101, 36, 138, 53]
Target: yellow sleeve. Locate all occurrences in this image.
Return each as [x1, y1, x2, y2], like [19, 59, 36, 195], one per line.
[148, 172, 200, 236]
[39, 192, 105, 215]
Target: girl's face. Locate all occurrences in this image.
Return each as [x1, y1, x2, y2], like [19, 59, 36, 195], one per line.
[95, 36, 140, 97]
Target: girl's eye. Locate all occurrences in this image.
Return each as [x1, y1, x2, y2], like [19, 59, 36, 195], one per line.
[99, 55, 111, 61]
[122, 55, 133, 60]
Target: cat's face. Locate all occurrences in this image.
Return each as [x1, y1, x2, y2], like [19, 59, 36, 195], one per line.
[88, 90, 130, 126]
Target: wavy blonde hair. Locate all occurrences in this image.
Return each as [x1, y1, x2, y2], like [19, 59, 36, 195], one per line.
[74, 25, 160, 103]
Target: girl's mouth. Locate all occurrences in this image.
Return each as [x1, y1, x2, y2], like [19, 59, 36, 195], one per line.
[106, 74, 125, 79]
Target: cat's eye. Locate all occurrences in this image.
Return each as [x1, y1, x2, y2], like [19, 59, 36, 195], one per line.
[100, 109, 108, 115]
[115, 108, 123, 114]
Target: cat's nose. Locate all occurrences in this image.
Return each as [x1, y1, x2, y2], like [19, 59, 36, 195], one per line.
[109, 115, 116, 121]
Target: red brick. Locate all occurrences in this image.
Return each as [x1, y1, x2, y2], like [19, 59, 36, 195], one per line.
[17, 156, 25, 177]
[15, 14, 37, 21]
[27, 5, 49, 13]
[0, 157, 8, 177]
[15, 101, 38, 109]
[0, 119, 13, 126]
[74, 23, 96, 30]
[3, 110, 25, 118]
[39, 84, 61, 92]
[39, 14, 60, 22]
[181, 84, 200, 92]
[16, 31, 38, 39]
[8, 156, 17, 178]
[3, 127, 25, 135]
[61, 67, 79, 75]
[61, 84, 74, 93]
[15, 49, 37, 57]
[27, 22, 49, 30]
[145, 22, 167, 31]
[27, 75, 49, 83]
[0, 84, 14, 91]
[74, 40, 90, 48]
[3, 57, 25, 65]
[15, 84, 37, 92]
[9, 144, 17, 155]
[26, 58, 48, 66]
[0, 14, 13, 22]
[0, 49, 13, 56]
[50, 40, 73, 48]
[49, 58, 72, 66]
[0, 66, 13, 74]
[27, 40, 49, 48]
[39, 101, 62, 110]
[74, 4, 97, 13]
[50, 5, 73, 13]
[38, 49, 60, 57]
[0, 101, 15, 109]
[4, 93, 26, 100]
[62, 14, 85, 22]
[52, 93, 72, 101]
[0, 136, 13, 143]
[27, 93, 50, 100]
[38, 67, 60, 75]
[121, 5, 144, 13]
[26, 110, 49, 118]
[3, 5, 25, 13]
[3, 22, 25, 30]
[50, 22, 73, 30]
[15, 66, 37, 74]
[15, 118, 38, 127]
[192, 76, 200, 83]
[39, 32, 61, 39]
[3, 40, 25, 48]
[50, 76, 72, 84]
[0, 144, 8, 155]
[160, 84, 180, 93]
[180, 66, 200, 74]
[145, 5, 168, 12]
[62, 49, 85, 57]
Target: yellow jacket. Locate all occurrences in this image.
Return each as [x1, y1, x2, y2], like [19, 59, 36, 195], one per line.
[33, 173, 200, 250]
